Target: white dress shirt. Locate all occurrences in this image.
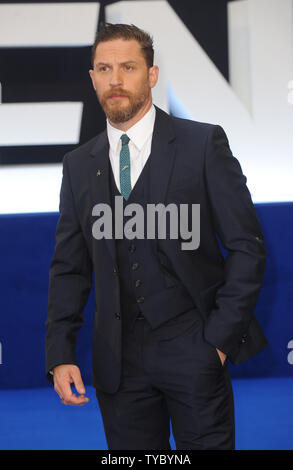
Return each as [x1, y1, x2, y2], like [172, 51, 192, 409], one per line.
[106, 104, 156, 193]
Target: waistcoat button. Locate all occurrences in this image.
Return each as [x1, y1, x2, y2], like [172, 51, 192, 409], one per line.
[128, 244, 136, 253]
[132, 262, 139, 270]
[135, 279, 142, 288]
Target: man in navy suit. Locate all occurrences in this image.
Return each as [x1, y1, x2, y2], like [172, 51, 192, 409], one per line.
[46, 23, 268, 449]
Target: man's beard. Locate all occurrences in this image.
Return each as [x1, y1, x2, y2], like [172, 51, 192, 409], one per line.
[98, 84, 150, 124]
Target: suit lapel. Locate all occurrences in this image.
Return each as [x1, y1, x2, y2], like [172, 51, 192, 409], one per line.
[148, 105, 176, 205]
[89, 129, 117, 262]
[89, 105, 177, 263]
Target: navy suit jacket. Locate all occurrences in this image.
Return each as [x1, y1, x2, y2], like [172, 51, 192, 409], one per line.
[46, 105, 268, 393]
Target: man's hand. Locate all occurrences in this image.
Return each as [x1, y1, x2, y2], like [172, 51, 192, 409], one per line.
[53, 364, 90, 405]
[216, 348, 227, 366]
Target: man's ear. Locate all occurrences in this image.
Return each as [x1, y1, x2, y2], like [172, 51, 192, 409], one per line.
[89, 69, 96, 90]
[149, 65, 159, 89]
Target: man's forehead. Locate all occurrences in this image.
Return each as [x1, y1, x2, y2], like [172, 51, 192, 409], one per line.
[95, 39, 143, 61]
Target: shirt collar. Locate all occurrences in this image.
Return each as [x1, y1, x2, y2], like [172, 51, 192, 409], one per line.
[106, 104, 156, 153]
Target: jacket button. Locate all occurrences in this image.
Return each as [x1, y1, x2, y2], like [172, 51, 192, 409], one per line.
[241, 338, 246, 343]
[115, 312, 121, 320]
[132, 262, 139, 270]
[113, 267, 118, 275]
[135, 279, 142, 288]
[128, 244, 136, 253]
[137, 296, 145, 304]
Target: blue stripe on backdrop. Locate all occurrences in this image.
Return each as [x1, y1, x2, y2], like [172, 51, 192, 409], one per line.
[0, 202, 292, 389]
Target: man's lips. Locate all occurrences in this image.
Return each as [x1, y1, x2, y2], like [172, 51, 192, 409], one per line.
[108, 95, 128, 99]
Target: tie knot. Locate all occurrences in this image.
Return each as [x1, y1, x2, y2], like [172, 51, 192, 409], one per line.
[121, 133, 130, 146]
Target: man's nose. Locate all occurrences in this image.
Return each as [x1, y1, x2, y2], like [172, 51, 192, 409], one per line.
[109, 68, 123, 87]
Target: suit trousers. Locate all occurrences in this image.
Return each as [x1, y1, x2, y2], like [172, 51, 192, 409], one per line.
[95, 307, 235, 450]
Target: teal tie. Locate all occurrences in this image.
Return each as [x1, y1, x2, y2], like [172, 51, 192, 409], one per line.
[120, 134, 132, 200]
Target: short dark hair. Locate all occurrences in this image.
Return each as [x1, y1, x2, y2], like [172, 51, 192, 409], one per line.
[91, 22, 154, 68]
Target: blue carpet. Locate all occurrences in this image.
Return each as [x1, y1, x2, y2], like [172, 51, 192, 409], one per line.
[0, 378, 292, 450]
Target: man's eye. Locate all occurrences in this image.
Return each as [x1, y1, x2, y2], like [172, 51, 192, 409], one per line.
[124, 65, 133, 71]
[99, 66, 108, 72]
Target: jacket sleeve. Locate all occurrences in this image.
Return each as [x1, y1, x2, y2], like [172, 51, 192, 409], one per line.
[202, 125, 266, 360]
[45, 153, 93, 383]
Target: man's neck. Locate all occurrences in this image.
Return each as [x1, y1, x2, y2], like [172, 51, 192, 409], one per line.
[108, 99, 153, 132]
